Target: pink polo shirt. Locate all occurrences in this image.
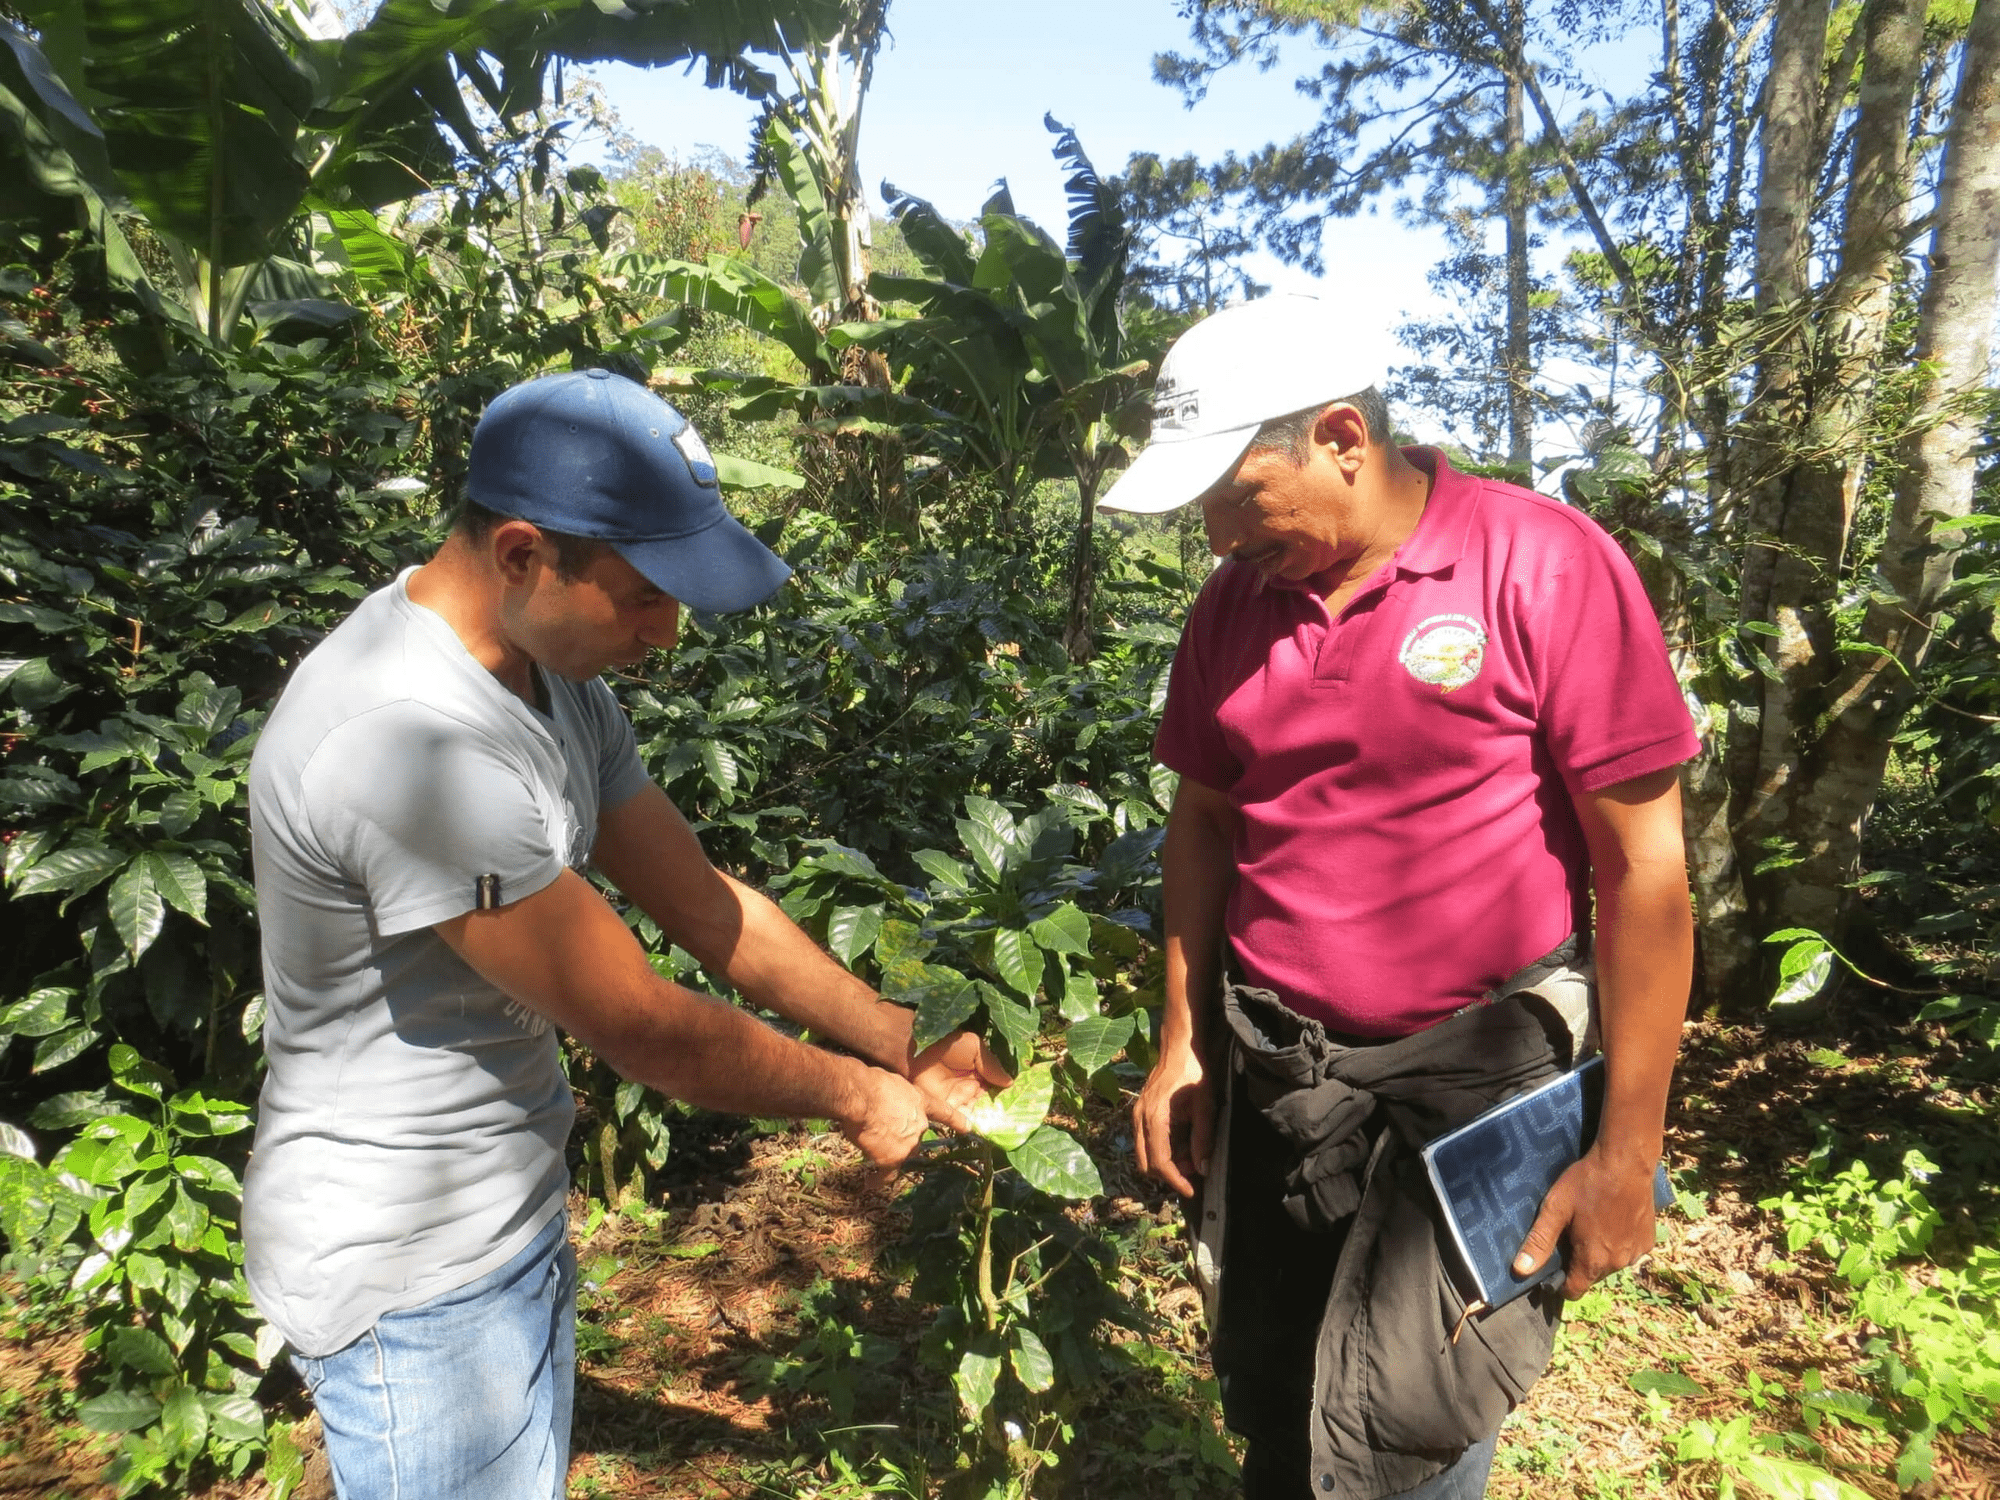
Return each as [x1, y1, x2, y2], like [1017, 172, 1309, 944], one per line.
[1154, 449, 1698, 1037]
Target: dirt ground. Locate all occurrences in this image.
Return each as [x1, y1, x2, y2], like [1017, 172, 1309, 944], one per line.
[5, 1017, 1999, 1499]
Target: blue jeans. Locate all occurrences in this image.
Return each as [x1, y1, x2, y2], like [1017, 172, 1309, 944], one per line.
[294, 1213, 576, 1500]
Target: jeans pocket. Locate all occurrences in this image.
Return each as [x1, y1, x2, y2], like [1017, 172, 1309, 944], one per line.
[292, 1351, 323, 1396]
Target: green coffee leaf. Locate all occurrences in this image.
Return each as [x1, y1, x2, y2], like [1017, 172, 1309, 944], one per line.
[1065, 1014, 1134, 1076]
[991, 927, 1042, 997]
[1729, 1454, 1873, 1500]
[206, 1392, 265, 1443]
[699, 739, 741, 796]
[107, 1325, 177, 1378]
[964, 1066, 1053, 1149]
[1058, 964, 1097, 1023]
[1006, 1125, 1103, 1200]
[1628, 1368, 1705, 1398]
[108, 857, 166, 960]
[156, 787, 202, 837]
[11, 844, 126, 899]
[1027, 901, 1090, 955]
[27, 1089, 116, 1130]
[800, 843, 886, 882]
[110, 1044, 174, 1102]
[954, 1345, 1002, 1419]
[0, 1121, 33, 1161]
[912, 848, 971, 894]
[141, 851, 207, 925]
[981, 985, 1039, 1067]
[957, 799, 1015, 884]
[1771, 938, 1834, 1008]
[160, 1382, 208, 1459]
[164, 1184, 209, 1252]
[1011, 1326, 1055, 1393]
[34, 1025, 99, 1073]
[1, 987, 75, 1038]
[908, 969, 980, 1051]
[827, 903, 884, 968]
[76, 1389, 162, 1433]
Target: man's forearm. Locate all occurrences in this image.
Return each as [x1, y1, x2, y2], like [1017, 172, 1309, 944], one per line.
[705, 872, 917, 1073]
[603, 981, 876, 1123]
[1591, 855, 1693, 1167]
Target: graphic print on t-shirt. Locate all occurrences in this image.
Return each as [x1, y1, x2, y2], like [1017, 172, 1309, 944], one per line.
[1398, 613, 1489, 692]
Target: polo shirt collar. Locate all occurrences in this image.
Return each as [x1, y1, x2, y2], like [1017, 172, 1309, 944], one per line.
[1391, 447, 1480, 578]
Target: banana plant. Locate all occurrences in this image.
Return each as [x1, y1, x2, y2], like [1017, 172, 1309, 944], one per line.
[836, 118, 1153, 660]
[0, 0, 844, 342]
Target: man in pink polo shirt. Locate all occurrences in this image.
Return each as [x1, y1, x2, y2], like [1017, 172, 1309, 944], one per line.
[1108, 295, 1697, 1500]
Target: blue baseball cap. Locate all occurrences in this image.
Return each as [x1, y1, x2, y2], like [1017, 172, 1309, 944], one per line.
[466, 368, 791, 612]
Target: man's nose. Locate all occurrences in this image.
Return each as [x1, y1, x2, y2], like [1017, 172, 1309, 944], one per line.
[636, 598, 681, 650]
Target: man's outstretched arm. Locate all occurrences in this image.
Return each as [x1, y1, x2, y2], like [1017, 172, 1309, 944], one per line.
[591, 783, 1009, 1133]
[434, 868, 929, 1166]
[1514, 765, 1693, 1295]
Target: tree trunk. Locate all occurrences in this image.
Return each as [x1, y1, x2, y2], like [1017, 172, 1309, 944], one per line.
[1761, 0, 2000, 928]
[1063, 472, 1101, 664]
[1501, 0, 1533, 473]
[1737, 0, 1927, 932]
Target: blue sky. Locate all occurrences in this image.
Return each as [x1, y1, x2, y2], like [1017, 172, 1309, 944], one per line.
[593, 0, 1447, 382]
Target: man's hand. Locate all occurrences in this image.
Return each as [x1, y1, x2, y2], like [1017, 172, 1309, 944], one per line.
[839, 1064, 931, 1173]
[1132, 1044, 1215, 1199]
[907, 1029, 1013, 1134]
[1512, 1142, 1659, 1297]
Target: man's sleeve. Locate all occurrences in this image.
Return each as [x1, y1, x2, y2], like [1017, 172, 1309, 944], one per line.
[1533, 520, 1702, 792]
[300, 702, 566, 937]
[582, 679, 651, 809]
[1153, 581, 1243, 792]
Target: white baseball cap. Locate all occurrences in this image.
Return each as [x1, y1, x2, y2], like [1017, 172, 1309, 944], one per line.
[1098, 294, 1382, 514]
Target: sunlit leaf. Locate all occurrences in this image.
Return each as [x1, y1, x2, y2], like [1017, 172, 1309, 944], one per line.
[1770, 939, 1834, 1007]
[1027, 901, 1090, 955]
[1011, 1326, 1055, 1392]
[954, 1345, 1001, 1419]
[1064, 1013, 1133, 1075]
[962, 1065, 1053, 1149]
[827, 903, 883, 968]
[991, 927, 1041, 997]
[107, 856, 165, 960]
[907, 969, 979, 1051]
[1005, 1124, 1102, 1200]
[76, 1389, 161, 1432]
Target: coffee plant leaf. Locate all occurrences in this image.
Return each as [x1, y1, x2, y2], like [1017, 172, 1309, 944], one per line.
[1058, 964, 1097, 1023]
[141, 852, 207, 925]
[76, 1389, 162, 1433]
[912, 848, 971, 895]
[1011, 1326, 1055, 1393]
[109, 1045, 174, 1103]
[11, 843, 126, 899]
[160, 1382, 209, 1460]
[1005, 1125, 1103, 1200]
[827, 903, 884, 968]
[33, 1026, 99, 1073]
[698, 739, 740, 797]
[954, 1344, 1002, 1420]
[1027, 901, 1090, 955]
[107, 857, 166, 960]
[991, 927, 1042, 998]
[963, 1066, 1053, 1149]
[206, 1393, 265, 1444]
[908, 969, 980, 1051]
[2, 986, 75, 1039]
[1064, 1014, 1133, 1076]
[980, 985, 1039, 1068]
[107, 1325, 177, 1379]
[0, 1121, 33, 1161]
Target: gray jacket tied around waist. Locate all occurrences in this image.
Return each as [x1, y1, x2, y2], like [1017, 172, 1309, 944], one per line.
[1198, 940, 1595, 1499]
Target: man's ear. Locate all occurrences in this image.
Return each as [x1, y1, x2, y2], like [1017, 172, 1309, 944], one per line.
[1312, 402, 1373, 473]
[489, 519, 547, 585]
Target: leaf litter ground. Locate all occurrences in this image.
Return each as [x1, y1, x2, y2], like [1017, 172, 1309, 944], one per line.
[4, 1017, 1997, 1498]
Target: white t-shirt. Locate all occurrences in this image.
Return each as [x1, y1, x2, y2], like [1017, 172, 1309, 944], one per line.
[243, 569, 651, 1357]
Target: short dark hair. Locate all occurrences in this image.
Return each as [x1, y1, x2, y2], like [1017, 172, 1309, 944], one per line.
[1243, 387, 1393, 464]
[452, 499, 607, 582]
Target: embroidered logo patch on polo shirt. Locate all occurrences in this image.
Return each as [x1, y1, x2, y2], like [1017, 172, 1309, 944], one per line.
[1398, 613, 1488, 692]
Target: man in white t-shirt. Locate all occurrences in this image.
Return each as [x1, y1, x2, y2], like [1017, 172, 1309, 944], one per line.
[244, 368, 1007, 1498]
